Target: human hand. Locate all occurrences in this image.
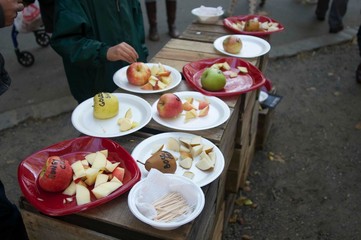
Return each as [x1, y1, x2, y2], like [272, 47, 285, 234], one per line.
[0, 0, 24, 27]
[107, 42, 139, 63]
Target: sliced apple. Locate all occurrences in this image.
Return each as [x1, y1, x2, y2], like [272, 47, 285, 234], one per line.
[185, 97, 194, 104]
[179, 144, 190, 153]
[92, 182, 123, 199]
[179, 150, 192, 160]
[94, 173, 109, 188]
[105, 160, 120, 173]
[125, 108, 132, 119]
[84, 168, 100, 186]
[184, 109, 197, 121]
[112, 167, 125, 182]
[179, 157, 193, 169]
[198, 105, 210, 117]
[221, 62, 231, 70]
[157, 81, 167, 89]
[237, 66, 248, 74]
[150, 65, 160, 76]
[100, 149, 108, 158]
[71, 160, 86, 179]
[183, 171, 195, 179]
[196, 157, 214, 171]
[167, 137, 180, 152]
[208, 151, 216, 166]
[160, 75, 172, 84]
[191, 136, 202, 146]
[118, 118, 133, 132]
[62, 181, 76, 196]
[179, 137, 192, 148]
[198, 99, 209, 110]
[141, 82, 153, 90]
[110, 176, 122, 183]
[85, 152, 97, 165]
[91, 151, 107, 170]
[191, 144, 203, 158]
[183, 101, 196, 111]
[75, 184, 91, 205]
[203, 145, 214, 154]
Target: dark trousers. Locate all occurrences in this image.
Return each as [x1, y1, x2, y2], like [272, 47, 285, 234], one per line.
[316, 0, 349, 28]
[0, 181, 29, 240]
[358, 25, 361, 57]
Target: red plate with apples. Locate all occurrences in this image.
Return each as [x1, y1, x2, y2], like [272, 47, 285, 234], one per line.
[183, 57, 266, 97]
[223, 15, 284, 36]
[18, 136, 141, 216]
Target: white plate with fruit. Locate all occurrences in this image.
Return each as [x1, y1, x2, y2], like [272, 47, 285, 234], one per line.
[132, 132, 225, 187]
[113, 62, 182, 93]
[213, 34, 270, 58]
[71, 93, 152, 138]
[152, 91, 230, 131]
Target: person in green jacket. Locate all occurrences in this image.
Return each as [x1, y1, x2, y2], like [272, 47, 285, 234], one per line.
[51, 0, 149, 103]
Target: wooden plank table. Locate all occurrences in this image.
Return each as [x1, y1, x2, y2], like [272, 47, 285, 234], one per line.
[19, 21, 269, 240]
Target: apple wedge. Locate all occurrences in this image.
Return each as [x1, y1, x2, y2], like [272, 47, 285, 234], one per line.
[196, 157, 214, 171]
[191, 144, 203, 158]
[62, 181, 76, 196]
[92, 182, 123, 199]
[183, 171, 195, 179]
[179, 157, 193, 169]
[94, 173, 109, 188]
[112, 167, 125, 182]
[84, 168, 100, 186]
[71, 160, 86, 180]
[167, 137, 180, 152]
[191, 136, 202, 146]
[75, 184, 91, 205]
[198, 105, 210, 117]
[105, 160, 120, 173]
[91, 151, 107, 170]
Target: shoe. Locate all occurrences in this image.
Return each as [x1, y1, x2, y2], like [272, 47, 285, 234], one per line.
[316, 14, 325, 21]
[356, 63, 361, 84]
[329, 25, 344, 33]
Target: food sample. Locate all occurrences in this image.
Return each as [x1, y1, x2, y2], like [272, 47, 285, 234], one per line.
[222, 35, 243, 54]
[142, 150, 177, 174]
[200, 67, 226, 91]
[93, 92, 119, 119]
[38, 156, 73, 192]
[157, 93, 183, 118]
[126, 62, 151, 86]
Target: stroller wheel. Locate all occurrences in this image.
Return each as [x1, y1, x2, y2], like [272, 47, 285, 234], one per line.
[35, 32, 50, 47]
[17, 51, 35, 67]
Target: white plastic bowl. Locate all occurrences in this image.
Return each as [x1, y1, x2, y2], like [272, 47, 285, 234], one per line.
[191, 6, 224, 24]
[128, 174, 205, 230]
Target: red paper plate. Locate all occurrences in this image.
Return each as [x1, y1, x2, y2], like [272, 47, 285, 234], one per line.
[223, 15, 284, 36]
[18, 136, 141, 216]
[183, 57, 266, 97]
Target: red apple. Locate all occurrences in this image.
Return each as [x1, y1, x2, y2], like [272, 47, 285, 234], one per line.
[126, 62, 151, 86]
[38, 156, 73, 192]
[157, 93, 183, 118]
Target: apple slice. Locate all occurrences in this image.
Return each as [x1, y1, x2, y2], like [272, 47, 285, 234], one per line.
[62, 181, 76, 196]
[221, 62, 231, 70]
[141, 82, 153, 90]
[150, 65, 160, 76]
[179, 144, 190, 153]
[94, 173, 109, 188]
[105, 160, 120, 173]
[84, 168, 100, 186]
[179, 137, 192, 148]
[151, 144, 164, 154]
[118, 118, 133, 132]
[157, 81, 167, 89]
[191, 144, 203, 158]
[195, 157, 214, 171]
[167, 137, 180, 152]
[182, 101, 196, 111]
[183, 171, 195, 179]
[198, 99, 209, 110]
[112, 167, 125, 182]
[125, 108, 132, 119]
[179, 151, 192, 160]
[99, 149, 108, 158]
[203, 145, 214, 154]
[208, 151, 216, 166]
[198, 105, 210, 117]
[237, 66, 248, 74]
[184, 109, 197, 121]
[71, 160, 86, 179]
[85, 152, 96, 165]
[92, 182, 123, 199]
[75, 184, 91, 205]
[110, 176, 122, 183]
[160, 75, 172, 84]
[191, 136, 202, 146]
[179, 157, 193, 169]
[91, 151, 107, 170]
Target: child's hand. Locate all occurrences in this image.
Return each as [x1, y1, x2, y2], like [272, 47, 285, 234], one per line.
[107, 42, 139, 63]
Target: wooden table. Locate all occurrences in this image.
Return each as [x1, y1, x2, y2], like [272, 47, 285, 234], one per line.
[19, 20, 269, 240]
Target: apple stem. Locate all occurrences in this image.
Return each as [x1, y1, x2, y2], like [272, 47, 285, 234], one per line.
[136, 160, 145, 165]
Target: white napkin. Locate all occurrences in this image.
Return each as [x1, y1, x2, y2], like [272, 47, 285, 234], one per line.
[135, 169, 199, 221]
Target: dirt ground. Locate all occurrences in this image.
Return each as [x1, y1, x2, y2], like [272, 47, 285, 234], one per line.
[1, 41, 361, 239]
[223, 41, 361, 239]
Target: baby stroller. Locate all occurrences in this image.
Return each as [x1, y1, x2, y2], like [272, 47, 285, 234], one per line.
[12, 0, 50, 67]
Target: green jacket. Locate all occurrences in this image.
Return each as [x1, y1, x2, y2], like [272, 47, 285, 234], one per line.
[51, 0, 148, 103]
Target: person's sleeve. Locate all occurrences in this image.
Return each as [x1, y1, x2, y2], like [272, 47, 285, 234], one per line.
[50, 1, 109, 67]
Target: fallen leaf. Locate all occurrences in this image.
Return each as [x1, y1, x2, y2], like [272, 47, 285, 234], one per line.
[355, 122, 361, 130]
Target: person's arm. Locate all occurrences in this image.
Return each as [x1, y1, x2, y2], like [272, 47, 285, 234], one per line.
[0, 0, 24, 28]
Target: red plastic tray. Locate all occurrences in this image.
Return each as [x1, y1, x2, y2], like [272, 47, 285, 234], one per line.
[223, 15, 284, 36]
[18, 136, 141, 216]
[183, 57, 266, 97]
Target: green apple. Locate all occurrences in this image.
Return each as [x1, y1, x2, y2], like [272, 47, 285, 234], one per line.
[200, 68, 226, 91]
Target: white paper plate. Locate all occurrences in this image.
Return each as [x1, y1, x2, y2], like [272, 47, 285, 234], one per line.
[152, 91, 230, 131]
[113, 63, 182, 94]
[213, 34, 271, 58]
[71, 93, 152, 138]
[131, 132, 225, 187]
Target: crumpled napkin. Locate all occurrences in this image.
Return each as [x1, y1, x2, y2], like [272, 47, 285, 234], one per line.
[197, 5, 223, 16]
[135, 169, 198, 221]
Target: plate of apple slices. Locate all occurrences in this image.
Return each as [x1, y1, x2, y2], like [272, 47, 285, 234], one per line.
[113, 62, 182, 94]
[151, 91, 230, 131]
[132, 132, 225, 187]
[17, 136, 141, 216]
